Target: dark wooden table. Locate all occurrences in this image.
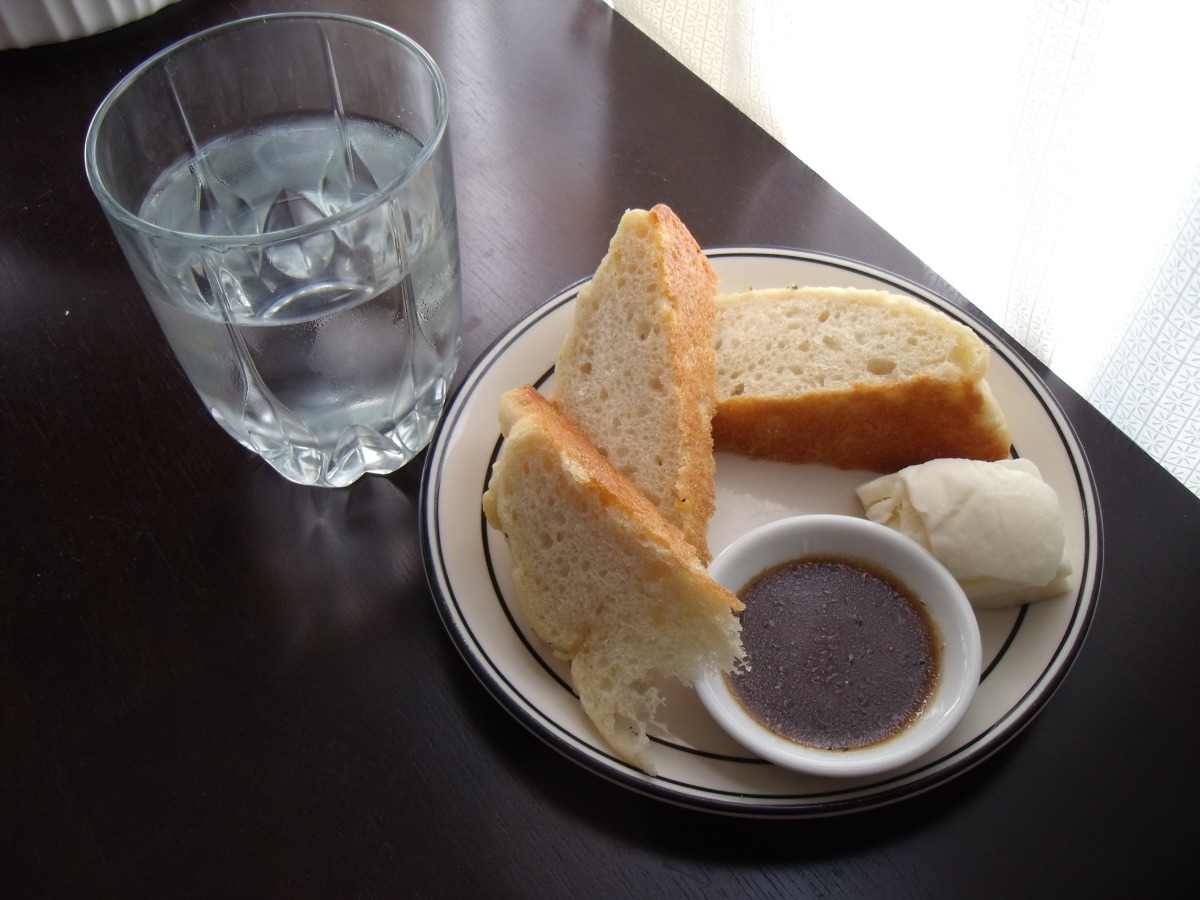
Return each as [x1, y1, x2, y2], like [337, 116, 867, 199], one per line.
[3, 0, 1197, 895]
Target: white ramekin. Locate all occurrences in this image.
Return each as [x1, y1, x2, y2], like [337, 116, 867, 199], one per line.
[1, 0, 179, 50]
[697, 514, 982, 778]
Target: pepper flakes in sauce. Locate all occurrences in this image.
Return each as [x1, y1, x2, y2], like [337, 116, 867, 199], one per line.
[726, 555, 941, 751]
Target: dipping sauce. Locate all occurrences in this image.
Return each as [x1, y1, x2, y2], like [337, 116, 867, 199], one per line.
[726, 555, 941, 751]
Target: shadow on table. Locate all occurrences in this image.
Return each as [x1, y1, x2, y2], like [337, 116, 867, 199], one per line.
[241, 462, 425, 658]
[445, 642, 1030, 866]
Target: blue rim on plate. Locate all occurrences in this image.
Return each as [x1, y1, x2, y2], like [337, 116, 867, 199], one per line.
[420, 248, 1103, 818]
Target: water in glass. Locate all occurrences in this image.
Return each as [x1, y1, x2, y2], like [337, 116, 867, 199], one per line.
[135, 114, 461, 487]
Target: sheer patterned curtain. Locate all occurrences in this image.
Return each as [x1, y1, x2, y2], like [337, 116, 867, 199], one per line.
[607, 0, 1200, 495]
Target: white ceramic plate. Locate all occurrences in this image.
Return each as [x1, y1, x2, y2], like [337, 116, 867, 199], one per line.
[421, 249, 1102, 817]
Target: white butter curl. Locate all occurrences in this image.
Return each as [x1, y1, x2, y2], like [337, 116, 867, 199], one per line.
[857, 458, 1071, 609]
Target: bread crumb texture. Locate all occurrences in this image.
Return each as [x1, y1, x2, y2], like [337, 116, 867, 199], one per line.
[549, 205, 718, 562]
[484, 386, 743, 774]
[713, 287, 1012, 471]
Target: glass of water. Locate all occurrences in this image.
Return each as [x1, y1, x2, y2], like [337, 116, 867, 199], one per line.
[85, 14, 462, 487]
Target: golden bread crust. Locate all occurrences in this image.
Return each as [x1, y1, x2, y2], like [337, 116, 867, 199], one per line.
[714, 378, 1013, 472]
[712, 287, 1013, 470]
[650, 203, 719, 557]
[496, 385, 706, 569]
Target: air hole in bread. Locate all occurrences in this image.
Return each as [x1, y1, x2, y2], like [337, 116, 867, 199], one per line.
[868, 356, 897, 376]
[647, 375, 664, 392]
[730, 382, 745, 396]
[538, 530, 553, 549]
[822, 334, 841, 350]
[818, 309, 831, 323]
[579, 361, 592, 375]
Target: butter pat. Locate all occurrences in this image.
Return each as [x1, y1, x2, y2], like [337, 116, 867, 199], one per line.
[857, 458, 1071, 609]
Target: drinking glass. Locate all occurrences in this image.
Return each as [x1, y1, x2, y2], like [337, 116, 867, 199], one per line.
[85, 13, 462, 487]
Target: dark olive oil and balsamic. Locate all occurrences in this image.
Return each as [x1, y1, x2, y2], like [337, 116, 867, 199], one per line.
[727, 556, 941, 751]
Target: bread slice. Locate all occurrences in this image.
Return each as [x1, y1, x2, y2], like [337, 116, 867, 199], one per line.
[482, 385, 745, 774]
[712, 287, 1013, 472]
[548, 204, 719, 562]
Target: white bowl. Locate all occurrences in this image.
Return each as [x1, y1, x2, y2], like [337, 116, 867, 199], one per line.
[697, 514, 982, 778]
[0, 0, 178, 50]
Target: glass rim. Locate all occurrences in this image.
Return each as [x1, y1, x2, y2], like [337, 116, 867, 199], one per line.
[82, 12, 450, 247]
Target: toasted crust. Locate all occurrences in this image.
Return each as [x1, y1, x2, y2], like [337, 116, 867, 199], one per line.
[712, 287, 1012, 470]
[484, 385, 744, 772]
[715, 378, 1012, 471]
[493, 385, 701, 581]
[549, 204, 719, 561]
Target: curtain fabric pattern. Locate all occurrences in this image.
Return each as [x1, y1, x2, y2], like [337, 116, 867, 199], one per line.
[608, 0, 1200, 495]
